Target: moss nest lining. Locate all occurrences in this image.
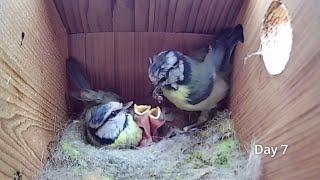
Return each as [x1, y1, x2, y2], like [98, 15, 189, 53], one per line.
[39, 110, 261, 180]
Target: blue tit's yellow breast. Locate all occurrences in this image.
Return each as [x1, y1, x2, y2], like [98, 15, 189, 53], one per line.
[162, 86, 192, 110]
[161, 76, 229, 111]
[110, 114, 142, 148]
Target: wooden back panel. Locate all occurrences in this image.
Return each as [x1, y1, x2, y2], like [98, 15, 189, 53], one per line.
[230, 0, 320, 179]
[54, 0, 244, 34]
[0, 0, 68, 179]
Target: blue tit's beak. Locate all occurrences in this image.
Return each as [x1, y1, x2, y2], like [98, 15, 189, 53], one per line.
[122, 101, 133, 110]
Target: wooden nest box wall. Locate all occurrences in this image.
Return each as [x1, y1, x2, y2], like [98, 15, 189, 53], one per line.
[0, 0, 319, 179]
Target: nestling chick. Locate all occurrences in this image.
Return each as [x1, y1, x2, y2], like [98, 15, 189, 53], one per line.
[148, 25, 244, 131]
[66, 58, 142, 148]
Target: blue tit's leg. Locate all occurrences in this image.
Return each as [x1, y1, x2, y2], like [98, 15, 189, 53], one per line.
[183, 109, 211, 131]
[164, 126, 184, 138]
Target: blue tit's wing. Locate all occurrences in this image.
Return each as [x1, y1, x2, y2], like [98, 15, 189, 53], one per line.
[83, 105, 98, 123]
[88, 104, 111, 128]
[185, 25, 244, 105]
[95, 112, 127, 140]
[76, 89, 122, 103]
[185, 58, 215, 105]
[96, 90, 123, 103]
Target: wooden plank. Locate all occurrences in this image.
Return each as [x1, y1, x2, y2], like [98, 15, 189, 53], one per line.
[85, 33, 100, 88]
[186, 0, 203, 32]
[61, 0, 84, 33]
[70, 0, 84, 33]
[165, 0, 178, 32]
[154, 0, 170, 32]
[114, 32, 136, 101]
[230, 0, 320, 179]
[133, 33, 159, 104]
[101, 33, 116, 91]
[0, 0, 68, 179]
[77, 0, 90, 33]
[193, 0, 212, 33]
[113, 0, 134, 31]
[134, 0, 150, 31]
[83, 33, 116, 90]
[172, 0, 193, 32]
[225, 0, 244, 27]
[54, 0, 244, 34]
[53, 0, 70, 33]
[203, 0, 226, 33]
[202, 0, 220, 33]
[87, 0, 113, 32]
[213, 0, 235, 33]
[148, 0, 156, 32]
[61, 0, 77, 33]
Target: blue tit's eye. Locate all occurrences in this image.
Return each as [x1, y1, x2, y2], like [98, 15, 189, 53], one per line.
[111, 111, 117, 116]
[111, 110, 121, 117]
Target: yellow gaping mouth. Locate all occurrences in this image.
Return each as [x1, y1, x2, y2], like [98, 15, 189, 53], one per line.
[134, 104, 151, 115]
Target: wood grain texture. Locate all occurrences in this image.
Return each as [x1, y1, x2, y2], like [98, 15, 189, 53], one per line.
[69, 32, 213, 104]
[54, 0, 244, 34]
[113, 0, 135, 31]
[134, 0, 150, 31]
[230, 0, 320, 179]
[172, 0, 193, 32]
[185, 0, 202, 32]
[193, 0, 212, 33]
[0, 0, 68, 179]
[154, 0, 170, 32]
[87, 0, 113, 32]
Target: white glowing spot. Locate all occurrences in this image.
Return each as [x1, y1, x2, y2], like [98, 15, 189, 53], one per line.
[260, 2, 292, 75]
[261, 21, 292, 75]
[244, 2, 293, 75]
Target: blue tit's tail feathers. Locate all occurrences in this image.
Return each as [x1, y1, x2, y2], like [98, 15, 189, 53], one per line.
[226, 24, 244, 47]
[66, 57, 92, 90]
[219, 24, 244, 77]
[217, 24, 244, 48]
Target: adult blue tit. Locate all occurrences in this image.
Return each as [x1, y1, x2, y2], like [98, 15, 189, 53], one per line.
[86, 101, 142, 148]
[148, 24, 244, 130]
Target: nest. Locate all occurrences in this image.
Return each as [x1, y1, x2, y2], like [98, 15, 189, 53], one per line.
[39, 110, 261, 180]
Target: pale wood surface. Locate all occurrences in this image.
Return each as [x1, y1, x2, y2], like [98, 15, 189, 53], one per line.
[69, 32, 213, 105]
[2, 0, 318, 179]
[54, 0, 244, 34]
[0, 0, 68, 179]
[230, 0, 320, 179]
